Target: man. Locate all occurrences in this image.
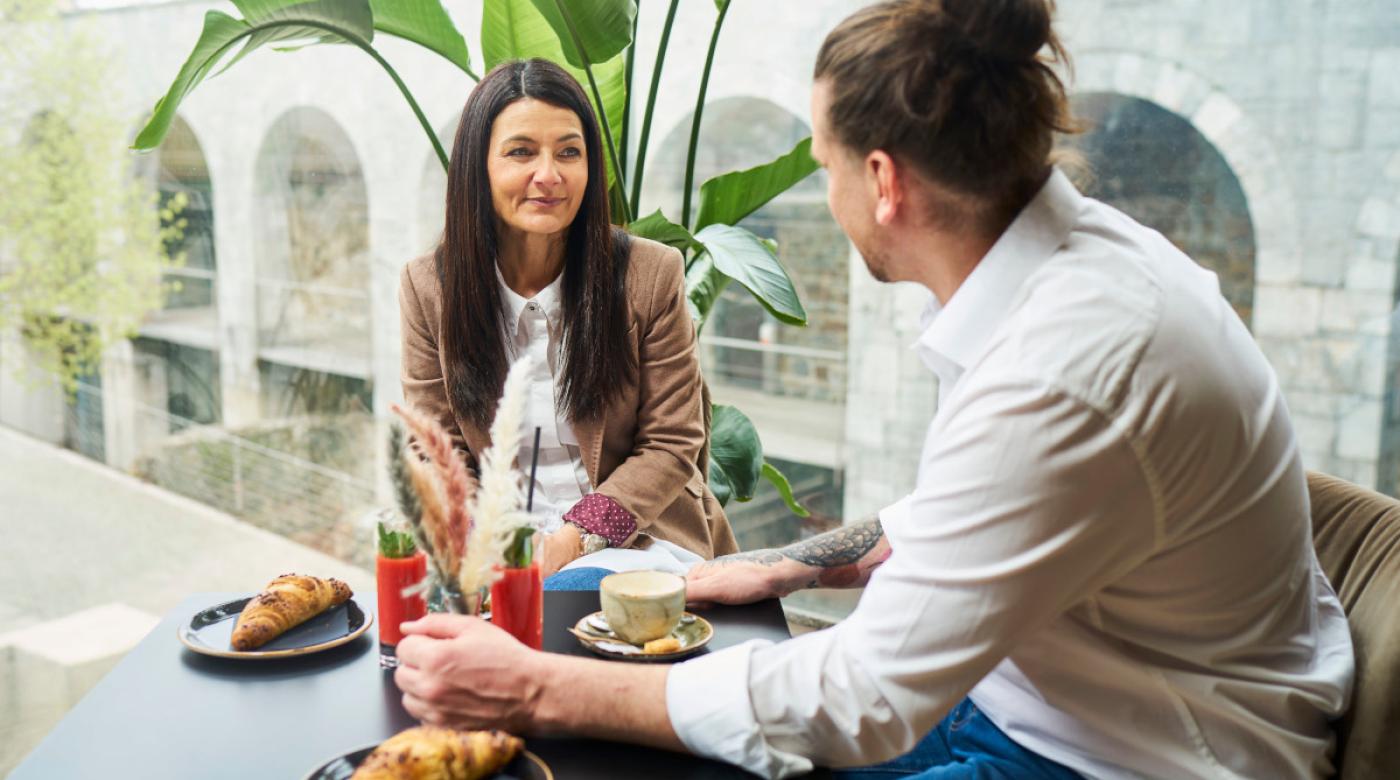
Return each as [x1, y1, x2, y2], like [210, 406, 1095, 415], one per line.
[395, 1, 1354, 777]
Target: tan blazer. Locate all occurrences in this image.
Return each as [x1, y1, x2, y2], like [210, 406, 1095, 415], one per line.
[398, 236, 739, 559]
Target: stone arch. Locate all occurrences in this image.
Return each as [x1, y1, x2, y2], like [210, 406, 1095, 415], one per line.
[1072, 51, 1301, 312]
[1063, 91, 1257, 327]
[251, 106, 371, 372]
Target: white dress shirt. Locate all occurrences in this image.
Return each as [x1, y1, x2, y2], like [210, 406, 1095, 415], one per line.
[666, 170, 1354, 779]
[496, 265, 705, 576]
[497, 265, 590, 533]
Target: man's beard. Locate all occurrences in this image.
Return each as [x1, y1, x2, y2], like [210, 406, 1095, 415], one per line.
[857, 242, 892, 283]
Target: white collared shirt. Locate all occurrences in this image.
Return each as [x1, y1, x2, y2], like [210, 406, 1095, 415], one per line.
[666, 170, 1354, 779]
[496, 265, 590, 531]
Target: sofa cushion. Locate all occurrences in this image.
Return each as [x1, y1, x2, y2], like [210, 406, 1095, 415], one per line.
[1307, 471, 1400, 779]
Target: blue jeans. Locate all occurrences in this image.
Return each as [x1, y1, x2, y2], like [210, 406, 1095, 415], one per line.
[835, 699, 1081, 779]
[543, 566, 612, 591]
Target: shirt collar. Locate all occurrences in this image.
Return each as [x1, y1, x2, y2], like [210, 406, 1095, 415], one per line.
[916, 169, 1082, 379]
[495, 262, 564, 325]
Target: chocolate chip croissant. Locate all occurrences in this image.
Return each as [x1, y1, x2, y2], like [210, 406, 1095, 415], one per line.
[230, 573, 352, 651]
[350, 727, 524, 780]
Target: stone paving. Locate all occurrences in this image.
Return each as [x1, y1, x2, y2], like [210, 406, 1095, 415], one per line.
[0, 425, 372, 777]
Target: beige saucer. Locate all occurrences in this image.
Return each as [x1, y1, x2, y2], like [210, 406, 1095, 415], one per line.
[569, 610, 713, 663]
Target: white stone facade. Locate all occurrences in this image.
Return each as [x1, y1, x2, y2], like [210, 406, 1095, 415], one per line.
[2, 0, 1398, 529]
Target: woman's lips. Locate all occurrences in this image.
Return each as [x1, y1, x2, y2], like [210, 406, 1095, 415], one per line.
[528, 197, 563, 207]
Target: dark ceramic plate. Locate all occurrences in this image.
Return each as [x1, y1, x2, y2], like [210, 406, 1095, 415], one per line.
[177, 596, 372, 659]
[304, 744, 551, 780]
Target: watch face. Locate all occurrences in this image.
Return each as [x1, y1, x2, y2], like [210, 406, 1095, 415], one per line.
[581, 533, 609, 555]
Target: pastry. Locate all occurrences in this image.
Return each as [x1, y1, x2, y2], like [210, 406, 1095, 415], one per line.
[643, 636, 681, 654]
[230, 573, 352, 651]
[350, 727, 523, 780]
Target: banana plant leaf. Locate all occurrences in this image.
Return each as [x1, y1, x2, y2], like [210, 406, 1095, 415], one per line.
[683, 251, 728, 329]
[709, 404, 762, 502]
[761, 462, 810, 517]
[694, 137, 819, 232]
[369, 0, 473, 75]
[693, 223, 806, 326]
[708, 404, 808, 516]
[629, 209, 704, 254]
[133, 0, 375, 150]
[528, 0, 636, 68]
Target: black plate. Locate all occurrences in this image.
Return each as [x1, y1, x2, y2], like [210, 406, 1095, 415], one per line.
[304, 744, 552, 780]
[178, 596, 372, 659]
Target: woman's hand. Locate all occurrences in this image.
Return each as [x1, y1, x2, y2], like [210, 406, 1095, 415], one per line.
[537, 523, 583, 580]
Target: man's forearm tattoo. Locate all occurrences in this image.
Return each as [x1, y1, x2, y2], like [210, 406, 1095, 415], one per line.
[783, 519, 883, 567]
[708, 517, 888, 588]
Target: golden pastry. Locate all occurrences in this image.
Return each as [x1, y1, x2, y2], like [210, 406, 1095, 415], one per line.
[643, 636, 681, 654]
[230, 573, 352, 651]
[350, 727, 523, 780]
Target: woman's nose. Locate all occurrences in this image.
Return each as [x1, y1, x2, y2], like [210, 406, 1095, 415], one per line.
[533, 158, 562, 187]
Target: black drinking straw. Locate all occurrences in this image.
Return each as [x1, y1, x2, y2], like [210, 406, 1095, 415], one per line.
[526, 426, 542, 512]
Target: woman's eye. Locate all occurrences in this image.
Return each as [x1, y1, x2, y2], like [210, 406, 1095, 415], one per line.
[559, 147, 581, 158]
[507, 148, 533, 157]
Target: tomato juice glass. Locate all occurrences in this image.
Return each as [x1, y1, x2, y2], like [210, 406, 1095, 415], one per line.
[490, 561, 543, 650]
[377, 550, 428, 668]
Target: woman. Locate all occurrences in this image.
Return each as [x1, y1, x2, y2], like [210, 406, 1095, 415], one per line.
[399, 58, 738, 583]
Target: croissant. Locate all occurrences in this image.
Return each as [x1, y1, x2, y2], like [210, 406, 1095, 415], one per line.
[230, 573, 352, 651]
[350, 727, 523, 780]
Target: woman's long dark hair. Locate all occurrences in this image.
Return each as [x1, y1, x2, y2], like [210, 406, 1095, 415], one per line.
[437, 58, 633, 430]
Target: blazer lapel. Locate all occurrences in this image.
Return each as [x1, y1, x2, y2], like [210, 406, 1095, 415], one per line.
[574, 413, 605, 487]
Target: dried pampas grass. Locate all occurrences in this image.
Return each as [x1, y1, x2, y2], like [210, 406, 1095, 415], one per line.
[458, 353, 536, 602]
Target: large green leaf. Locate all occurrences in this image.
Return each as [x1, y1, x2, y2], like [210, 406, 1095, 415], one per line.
[369, 0, 473, 76]
[481, 0, 627, 191]
[710, 404, 762, 503]
[133, 0, 374, 150]
[630, 209, 703, 254]
[762, 461, 810, 517]
[694, 137, 820, 232]
[693, 224, 807, 326]
[683, 251, 728, 329]
[708, 459, 733, 506]
[528, 0, 636, 68]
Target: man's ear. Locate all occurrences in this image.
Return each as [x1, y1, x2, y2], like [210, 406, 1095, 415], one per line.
[867, 150, 902, 226]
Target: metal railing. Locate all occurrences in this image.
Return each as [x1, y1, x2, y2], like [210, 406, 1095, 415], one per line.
[63, 379, 378, 567]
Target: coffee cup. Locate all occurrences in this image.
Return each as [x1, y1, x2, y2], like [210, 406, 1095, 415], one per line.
[599, 570, 686, 645]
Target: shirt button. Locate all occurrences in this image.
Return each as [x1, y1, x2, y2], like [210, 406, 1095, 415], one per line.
[527, 302, 538, 311]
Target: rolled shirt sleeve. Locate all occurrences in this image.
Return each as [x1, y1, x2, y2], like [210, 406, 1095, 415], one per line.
[666, 379, 1158, 776]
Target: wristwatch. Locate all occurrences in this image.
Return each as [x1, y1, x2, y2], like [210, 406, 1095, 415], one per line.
[579, 531, 609, 556]
[565, 522, 610, 556]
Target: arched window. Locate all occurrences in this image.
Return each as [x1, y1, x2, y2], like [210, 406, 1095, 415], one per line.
[1063, 93, 1257, 327]
[251, 107, 371, 417]
[152, 116, 216, 315]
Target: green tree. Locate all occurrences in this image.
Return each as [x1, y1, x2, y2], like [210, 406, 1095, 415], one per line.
[0, 0, 182, 391]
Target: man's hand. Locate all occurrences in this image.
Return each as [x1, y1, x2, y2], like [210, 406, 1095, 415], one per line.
[685, 551, 811, 605]
[394, 614, 542, 733]
[394, 614, 685, 753]
[687, 518, 892, 605]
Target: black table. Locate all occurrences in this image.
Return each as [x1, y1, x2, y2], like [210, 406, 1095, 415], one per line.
[11, 591, 816, 779]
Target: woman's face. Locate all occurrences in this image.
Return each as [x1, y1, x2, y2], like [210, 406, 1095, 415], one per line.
[486, 98, 588, 240]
